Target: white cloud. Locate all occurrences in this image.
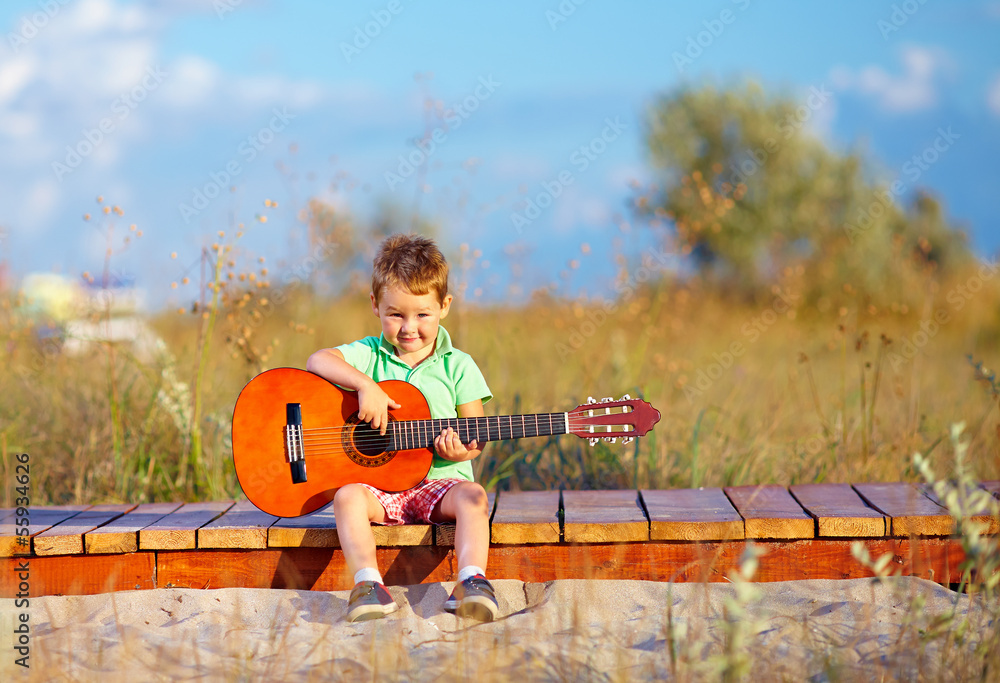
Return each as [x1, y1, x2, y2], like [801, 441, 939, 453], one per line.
[0, 0, 333, 247]
[830, 45, 952, 113]
[0, 55, 37, 106]
[158, 55, 221, 108]
[988, 73, 1000, 116]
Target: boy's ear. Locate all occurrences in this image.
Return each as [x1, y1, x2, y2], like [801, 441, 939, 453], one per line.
[370, 292, 379, 316]
[439, 294, 453, 318]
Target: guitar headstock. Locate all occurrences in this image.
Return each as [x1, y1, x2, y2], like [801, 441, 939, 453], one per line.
[567, 395, 661, 446]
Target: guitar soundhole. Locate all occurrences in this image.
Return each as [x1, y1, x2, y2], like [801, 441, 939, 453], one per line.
[342, 415, 396, 468]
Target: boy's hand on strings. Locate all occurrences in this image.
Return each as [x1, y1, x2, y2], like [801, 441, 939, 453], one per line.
[434, 427, 480, 462]
[357, 380, 401, 435]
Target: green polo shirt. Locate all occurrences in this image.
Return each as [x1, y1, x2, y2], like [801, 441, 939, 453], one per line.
[335, 325, 492, 482]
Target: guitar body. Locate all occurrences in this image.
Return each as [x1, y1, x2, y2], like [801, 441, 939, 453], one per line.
[232, 368, 434, 518]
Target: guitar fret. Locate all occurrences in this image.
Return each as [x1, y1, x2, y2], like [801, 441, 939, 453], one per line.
[393, 410, 576, 449]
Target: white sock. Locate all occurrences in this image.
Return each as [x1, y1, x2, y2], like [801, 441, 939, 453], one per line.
[354, 567, 383, 585]
[457, 565, 486, 583]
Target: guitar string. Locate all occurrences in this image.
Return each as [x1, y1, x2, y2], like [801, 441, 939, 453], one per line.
[296, 417, 632, 441]
[294, 413, 634, 435]
[292, 422, 636, 454]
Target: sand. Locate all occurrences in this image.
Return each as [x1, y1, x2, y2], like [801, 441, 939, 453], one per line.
[1, 577, 993, 681]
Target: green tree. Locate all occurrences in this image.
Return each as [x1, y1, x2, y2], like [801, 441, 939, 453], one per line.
[637, 82, 970, 305]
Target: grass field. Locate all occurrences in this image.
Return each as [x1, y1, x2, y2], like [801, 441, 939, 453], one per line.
[2, 232, 997, 506]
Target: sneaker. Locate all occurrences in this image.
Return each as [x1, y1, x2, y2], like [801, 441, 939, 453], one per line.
[443, 574, 498, 622]
[347, 581, 398, 622]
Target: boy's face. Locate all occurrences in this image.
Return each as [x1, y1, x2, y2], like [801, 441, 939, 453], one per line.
[371, 286, 452, 364]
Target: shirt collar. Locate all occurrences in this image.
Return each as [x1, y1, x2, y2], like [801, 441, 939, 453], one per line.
[377, 325, 454, 364]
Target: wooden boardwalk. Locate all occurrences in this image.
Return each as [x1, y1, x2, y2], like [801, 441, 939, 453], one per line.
[2, 482, 997, 597]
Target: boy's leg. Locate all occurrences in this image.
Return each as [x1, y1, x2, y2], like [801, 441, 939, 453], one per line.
[333, 484, 396, 621]
[333, 483, 387, 576]
[431, 481, 490, 570]
[432, 482, 497, 621]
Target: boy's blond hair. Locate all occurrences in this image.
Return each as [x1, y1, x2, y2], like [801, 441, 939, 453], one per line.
[371, 234, 449, 304]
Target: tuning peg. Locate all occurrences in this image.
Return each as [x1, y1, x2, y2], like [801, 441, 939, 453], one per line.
[603, 437, 618, 444]
[588, 437, 599, 446]
[587, 396, 597, 404]
[618, 394, 632, 401]
[621, 436, 635, 445]
[600, 396, 613, 402]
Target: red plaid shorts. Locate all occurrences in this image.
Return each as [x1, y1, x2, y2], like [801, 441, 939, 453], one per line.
[360, 478, 464, 525]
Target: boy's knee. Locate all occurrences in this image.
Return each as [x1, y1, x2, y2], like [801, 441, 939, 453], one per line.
[334, 483, 368, 509]
[455, 483, 488, 512]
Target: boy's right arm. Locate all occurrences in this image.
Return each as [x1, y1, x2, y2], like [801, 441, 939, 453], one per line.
[305, 348, 401, 434]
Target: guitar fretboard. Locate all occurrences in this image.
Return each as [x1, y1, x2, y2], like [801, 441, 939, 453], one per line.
[389, 413, 567, 451]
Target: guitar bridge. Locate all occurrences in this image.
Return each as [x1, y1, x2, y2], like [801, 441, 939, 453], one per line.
[284, 403, 307, 484]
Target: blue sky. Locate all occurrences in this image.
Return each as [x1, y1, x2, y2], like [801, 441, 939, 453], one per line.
[1, 0, 998, 308]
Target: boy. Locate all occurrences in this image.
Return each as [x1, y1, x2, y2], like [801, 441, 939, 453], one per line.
[306, 233, 498, 623]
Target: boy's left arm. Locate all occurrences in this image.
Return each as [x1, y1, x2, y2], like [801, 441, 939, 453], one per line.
[434, 399, 485, 462]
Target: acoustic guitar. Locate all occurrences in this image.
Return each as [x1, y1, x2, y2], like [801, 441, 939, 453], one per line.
[232, 367, 661, 517]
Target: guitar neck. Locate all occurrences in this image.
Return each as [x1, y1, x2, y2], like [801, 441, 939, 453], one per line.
[390, 413, 568, 451]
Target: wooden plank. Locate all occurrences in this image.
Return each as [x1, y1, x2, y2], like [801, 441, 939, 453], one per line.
[34, 504, 136, 556]
[268, 505, 434, 548]
[724, 485, 814, 539]
[269, 505, 339, 548]
[919, 484, 999, 535]
[1, 552, 156, 597]
[2, 536, 969, 597]
[980, 481, 1000, 499]
[0, 506, 92, 557]
[157, 546, 453, 592]
[563, 490, 648, 543]
[374, 524, 433, 547]
[486, 537, 966, 585]
[84, 502, 184, 554]
[790, 483, 886, 537]
[198, 500, 278, 549]
[487, 491, 558, 545]
[437, 492, 498, 546]
[140, 501, 233, 550]
[641, 488, 744, 541]
[853, 482, 953, 536]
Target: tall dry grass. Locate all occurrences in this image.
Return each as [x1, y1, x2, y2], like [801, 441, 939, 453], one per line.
[1, 214, 997, 505]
